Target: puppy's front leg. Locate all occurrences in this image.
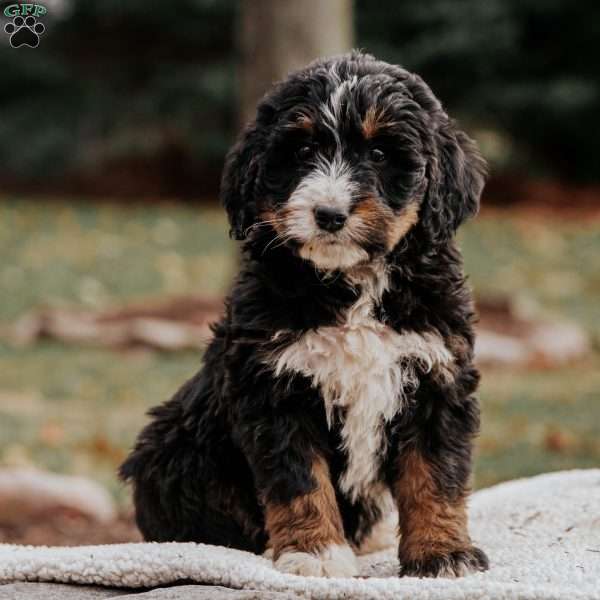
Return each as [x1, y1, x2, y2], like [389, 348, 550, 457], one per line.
[393, 445, 489, 578]
[264, 455, 357, 577]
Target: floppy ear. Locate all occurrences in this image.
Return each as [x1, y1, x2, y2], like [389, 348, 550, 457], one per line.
[220, 123, 264, 240]
[421, 123, 487, 244]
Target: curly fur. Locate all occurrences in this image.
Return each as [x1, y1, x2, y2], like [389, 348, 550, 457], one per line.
[120, 51, 489, 579]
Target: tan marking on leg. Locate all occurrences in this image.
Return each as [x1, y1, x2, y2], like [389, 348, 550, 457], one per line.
[265, 456, 345, 560]
[394, 450, 470, 562]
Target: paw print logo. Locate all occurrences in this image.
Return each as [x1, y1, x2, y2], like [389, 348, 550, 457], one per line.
[4, 15, 45, 48]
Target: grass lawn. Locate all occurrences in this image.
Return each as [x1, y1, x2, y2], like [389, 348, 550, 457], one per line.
[0, 197, 598, 499]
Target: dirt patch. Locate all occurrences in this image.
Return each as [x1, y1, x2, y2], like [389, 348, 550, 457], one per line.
[0, 512, 141, 546]
[483, 176, 600, 220]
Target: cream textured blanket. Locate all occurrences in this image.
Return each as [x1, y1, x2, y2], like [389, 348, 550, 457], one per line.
[1, 470, 599, 599]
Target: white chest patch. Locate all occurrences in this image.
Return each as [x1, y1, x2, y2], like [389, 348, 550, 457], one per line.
[271, 264, 455, 502]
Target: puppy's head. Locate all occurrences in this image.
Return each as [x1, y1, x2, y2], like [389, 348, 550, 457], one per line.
[221, 52, 486, 270]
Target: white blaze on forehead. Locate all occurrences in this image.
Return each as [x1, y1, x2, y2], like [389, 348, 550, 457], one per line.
[320, 70, 358, 135]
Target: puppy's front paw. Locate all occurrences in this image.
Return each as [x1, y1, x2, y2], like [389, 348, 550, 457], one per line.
[400, 546, 489, 578]
[275, 543, 358, 578]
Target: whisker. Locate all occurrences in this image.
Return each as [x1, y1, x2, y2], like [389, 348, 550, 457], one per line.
[262, 231, 293, 255]
[270, 235, 295, 251]
[244, 217, 287, 237]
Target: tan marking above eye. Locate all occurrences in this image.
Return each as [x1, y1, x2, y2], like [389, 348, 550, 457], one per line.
[285, 113, 314, 132]
[362, 106, 381, 139]
[362, 106, 398, 140]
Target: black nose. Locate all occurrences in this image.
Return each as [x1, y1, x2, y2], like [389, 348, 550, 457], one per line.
[313, 206, 347, 232]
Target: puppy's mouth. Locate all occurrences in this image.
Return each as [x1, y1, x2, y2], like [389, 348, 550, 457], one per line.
[323, 236, 341, 245]
[298, 234, 369, 271]
[259, 196, 420, 271]
[262, 203, 369, 271]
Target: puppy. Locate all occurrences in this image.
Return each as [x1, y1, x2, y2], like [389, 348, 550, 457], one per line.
[120, 51, 489, 579]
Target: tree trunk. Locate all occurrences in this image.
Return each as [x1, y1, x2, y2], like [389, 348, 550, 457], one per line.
[238, 0, 354, 125]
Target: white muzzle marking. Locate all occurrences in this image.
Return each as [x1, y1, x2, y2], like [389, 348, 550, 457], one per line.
[284, 157, 369, 270]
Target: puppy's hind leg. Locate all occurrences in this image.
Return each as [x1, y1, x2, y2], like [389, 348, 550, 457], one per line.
[122, 438, 266, 551]
[120, 386, 265, 552]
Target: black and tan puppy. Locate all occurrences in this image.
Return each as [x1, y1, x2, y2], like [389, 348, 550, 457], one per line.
[120, 51, 489, 579]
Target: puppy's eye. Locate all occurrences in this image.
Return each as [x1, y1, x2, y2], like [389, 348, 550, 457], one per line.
[370, 148, 386, 163]
[296, 145, 313, 160]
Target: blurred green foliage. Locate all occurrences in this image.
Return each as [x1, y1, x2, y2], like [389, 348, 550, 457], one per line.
[0, 0, 237, 193]
[0, 199, 598, 497]
[0, 0, 599, 194]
